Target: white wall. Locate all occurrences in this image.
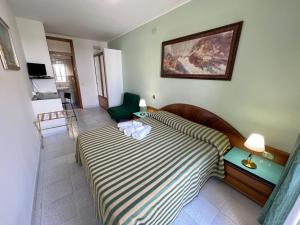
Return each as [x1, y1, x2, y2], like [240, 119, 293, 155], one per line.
[47, 33, 107, 108]
[0, 1, 41, 225]
[16, 17, 57, 93]
[16, 17, 53, 77]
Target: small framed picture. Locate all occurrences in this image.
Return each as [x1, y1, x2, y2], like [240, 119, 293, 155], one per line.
[0, 17, 20, 70]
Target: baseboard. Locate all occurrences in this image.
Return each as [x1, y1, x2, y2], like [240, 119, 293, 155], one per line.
[30, 144, 42, 225]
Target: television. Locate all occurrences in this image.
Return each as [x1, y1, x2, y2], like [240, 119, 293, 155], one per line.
[27, 63, 47, 78]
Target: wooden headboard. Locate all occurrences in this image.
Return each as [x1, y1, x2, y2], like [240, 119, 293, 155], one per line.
[160, 103, 289, 165]
[161, 104, 245, 148]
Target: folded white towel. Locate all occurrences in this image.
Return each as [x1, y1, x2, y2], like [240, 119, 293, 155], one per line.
[132, 120, 142, 126]
[119, 125, 130, 132]
[119, 121, 143, 133]
[118, 120, 142, 128]
[123, 127, 135, 136]
[132, 125, 152, 140]
[117, 121, 132, 128]
[124, 125, 144, 136]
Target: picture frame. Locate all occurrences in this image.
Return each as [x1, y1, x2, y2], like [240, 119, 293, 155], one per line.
[0, 17, 20, 70]
[161, 21, 243, 80]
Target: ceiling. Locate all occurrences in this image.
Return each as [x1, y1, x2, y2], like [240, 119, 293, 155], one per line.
[9, 0, 190, 41]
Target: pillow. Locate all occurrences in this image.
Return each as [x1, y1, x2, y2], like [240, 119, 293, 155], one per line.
[149, 111, 231, 154]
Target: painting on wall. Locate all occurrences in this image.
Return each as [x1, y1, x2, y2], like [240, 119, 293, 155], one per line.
[161, 21, 243, 80]
[0, 17, 20, 70]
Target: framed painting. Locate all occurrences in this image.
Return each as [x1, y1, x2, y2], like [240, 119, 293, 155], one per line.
[0, 17, 20, 70]
[161, 21, 243, 80]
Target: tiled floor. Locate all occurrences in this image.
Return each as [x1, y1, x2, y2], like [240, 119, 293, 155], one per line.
[32, 107, 261, 225]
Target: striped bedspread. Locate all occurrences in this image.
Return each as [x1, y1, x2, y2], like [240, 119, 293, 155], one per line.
[76, 111, 231, 225]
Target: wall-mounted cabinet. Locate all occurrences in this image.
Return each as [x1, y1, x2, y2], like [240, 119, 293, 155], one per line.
[93, 48, 123, 110]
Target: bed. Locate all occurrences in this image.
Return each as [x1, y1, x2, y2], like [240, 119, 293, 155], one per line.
[76, 104, 244, 225]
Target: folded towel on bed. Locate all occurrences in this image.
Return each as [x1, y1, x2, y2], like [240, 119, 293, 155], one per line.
[118, 120, 142, 128]
[124, 125, 144, 136]
[132, 125, 152, 140]
[118, 121, 151, 139]
[118, 121, 143, 132]
[119, 126, 131, 132]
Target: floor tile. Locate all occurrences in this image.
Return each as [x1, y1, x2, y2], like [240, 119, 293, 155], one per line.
[71, 169, 87, 191]
[43, 178, 73, 206]
[171, 210, 203, 225]
[199, 177, 233, 210]
[61, 217, 81, 225]
[74, 186, 93, 209]
[43, 145, 74, 161]
[211, 212, 237, 225]
[183, 195, 219, 225]
[44, 133, 71, 146]
[43, 164, 72, 187]
[221, 190, 261, 225]
[42, 194, 78, 225]
[78, 205, 101, 225]
[70, 162, 84, 175]
[43, 153, 75, 171]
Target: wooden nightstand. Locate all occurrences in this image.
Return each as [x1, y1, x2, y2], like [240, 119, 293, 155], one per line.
[224, 147, 284, 206]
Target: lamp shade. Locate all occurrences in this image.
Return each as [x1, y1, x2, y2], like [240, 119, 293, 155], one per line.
[139, 99, 147, 107]
[244, 133, 265, 152]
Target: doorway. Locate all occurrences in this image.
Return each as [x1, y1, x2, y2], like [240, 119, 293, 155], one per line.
[93, 52, 108, 109]
[46, 36, 83, 108]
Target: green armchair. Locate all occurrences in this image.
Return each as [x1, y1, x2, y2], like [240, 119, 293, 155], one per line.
[107, 92, 140, 121]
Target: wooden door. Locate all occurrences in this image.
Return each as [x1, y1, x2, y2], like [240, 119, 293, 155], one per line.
[94, 53, 108, 109]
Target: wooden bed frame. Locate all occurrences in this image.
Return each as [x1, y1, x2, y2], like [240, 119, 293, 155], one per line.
[160, 104, 289, 165]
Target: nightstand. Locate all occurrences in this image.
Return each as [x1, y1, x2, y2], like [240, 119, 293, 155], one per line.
[132, 106, 158, 120]
[224, 147, 284, 206]
[132, 111, 149, 120]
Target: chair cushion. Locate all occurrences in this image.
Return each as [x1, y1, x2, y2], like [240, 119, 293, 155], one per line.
[123, 93, 140, 110]
[107, 106, 135, 120]
[107, 92, 140, 120]
[107, 106, 130, 114]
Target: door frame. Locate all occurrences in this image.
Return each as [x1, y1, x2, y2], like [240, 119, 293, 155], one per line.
[46, 36, 83, 108]
[93, 52, 108, 109]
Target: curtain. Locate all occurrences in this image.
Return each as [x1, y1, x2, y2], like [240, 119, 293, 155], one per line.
[283, 195, 300, 225]
[258, 134, 300, 225]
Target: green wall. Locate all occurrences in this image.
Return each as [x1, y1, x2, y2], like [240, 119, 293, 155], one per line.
[109, 0, 300, 152]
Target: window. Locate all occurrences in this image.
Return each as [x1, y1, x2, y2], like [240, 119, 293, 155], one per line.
[53, 62, 67, 82]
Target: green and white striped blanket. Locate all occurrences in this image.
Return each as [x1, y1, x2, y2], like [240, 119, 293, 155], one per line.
[76, 111, 231, 225]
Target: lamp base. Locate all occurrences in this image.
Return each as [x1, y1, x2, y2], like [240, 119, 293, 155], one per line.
[241, 159, 257, 169]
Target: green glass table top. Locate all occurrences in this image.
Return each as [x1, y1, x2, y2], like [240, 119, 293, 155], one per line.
[224, 147, 284, 185]
[133, 111, 149, 118]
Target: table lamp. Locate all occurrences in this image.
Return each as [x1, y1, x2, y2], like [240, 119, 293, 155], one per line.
[139, 99, 147, 116]
[242, 133, 265, 169]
